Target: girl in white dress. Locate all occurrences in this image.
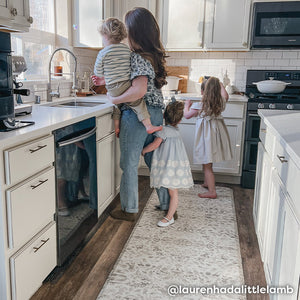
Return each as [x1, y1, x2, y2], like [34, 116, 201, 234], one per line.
[184, 77, 232, 199]
[142, 100, 193, 227]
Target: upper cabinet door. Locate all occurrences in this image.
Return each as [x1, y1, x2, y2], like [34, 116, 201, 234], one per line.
[73, 0, 108, 48]
[204, 0, 251, 50]
[113, 0, 156, 20]
[161, 0, 205, 50]
[0, 0, 32, 31]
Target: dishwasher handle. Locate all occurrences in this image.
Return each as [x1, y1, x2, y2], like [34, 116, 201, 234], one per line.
[57, 126, 97, 147]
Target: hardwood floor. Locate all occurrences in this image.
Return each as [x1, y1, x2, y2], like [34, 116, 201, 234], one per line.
[31, 177, 268, 300]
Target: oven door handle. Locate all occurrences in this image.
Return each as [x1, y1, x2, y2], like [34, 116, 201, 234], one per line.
[248, 113, 259, 117]
[57, 126, 97, 147]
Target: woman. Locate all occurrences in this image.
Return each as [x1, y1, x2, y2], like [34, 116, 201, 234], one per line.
[100, 7, 169, 221]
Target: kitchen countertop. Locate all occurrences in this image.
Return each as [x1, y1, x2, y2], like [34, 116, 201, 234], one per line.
[258, 109, 300, 169]
[172, 93, 248, 102]
[0, 95, 113, 149]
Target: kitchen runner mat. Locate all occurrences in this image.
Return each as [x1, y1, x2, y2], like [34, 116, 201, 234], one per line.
[97, 185, 245, 299]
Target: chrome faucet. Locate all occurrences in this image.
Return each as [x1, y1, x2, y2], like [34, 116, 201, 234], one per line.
[47, 48, 78, 102]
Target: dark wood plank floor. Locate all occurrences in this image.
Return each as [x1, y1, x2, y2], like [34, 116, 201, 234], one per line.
[31, 176, 268, 300]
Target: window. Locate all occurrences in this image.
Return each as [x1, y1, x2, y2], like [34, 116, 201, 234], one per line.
[11, 0, 55, 81]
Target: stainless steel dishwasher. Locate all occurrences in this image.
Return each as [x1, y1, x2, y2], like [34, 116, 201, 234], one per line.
[53, 117, 97, 265]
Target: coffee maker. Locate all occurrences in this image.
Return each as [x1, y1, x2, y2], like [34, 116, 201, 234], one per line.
[0, 31, 14, 121]
[0, 31, 34, 131]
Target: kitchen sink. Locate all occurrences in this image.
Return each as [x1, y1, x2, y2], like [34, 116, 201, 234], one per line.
[49, 99, 106, 108]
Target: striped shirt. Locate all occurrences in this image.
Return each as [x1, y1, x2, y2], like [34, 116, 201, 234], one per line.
[94, 43, 131, 85]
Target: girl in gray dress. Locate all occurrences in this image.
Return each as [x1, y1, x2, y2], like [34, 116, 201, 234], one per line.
[142, 100, 194, 227]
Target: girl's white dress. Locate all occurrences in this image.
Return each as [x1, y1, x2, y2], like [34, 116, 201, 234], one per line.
[191, 100, 232, 164]
[150, 125, 194, 189]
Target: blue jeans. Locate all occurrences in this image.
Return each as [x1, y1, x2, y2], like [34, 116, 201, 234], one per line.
[119, 105, 170, 213]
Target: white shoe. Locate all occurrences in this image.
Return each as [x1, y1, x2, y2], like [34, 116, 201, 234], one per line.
[157, 217, 174, 227]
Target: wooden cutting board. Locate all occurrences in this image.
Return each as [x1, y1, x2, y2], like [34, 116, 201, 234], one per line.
[166, 66, 189, 93]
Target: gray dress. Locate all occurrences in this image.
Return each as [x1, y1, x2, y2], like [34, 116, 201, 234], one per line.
[150, 125, 194, 189]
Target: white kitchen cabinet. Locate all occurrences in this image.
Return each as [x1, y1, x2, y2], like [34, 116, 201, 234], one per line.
[10, 222, 56, 300]
[6, 167, 55, 250]
[115, 137, 122, 193]
[263, 169, 285, 286]
[177, 100, 246, 180]
[160, 0, 205, 50]
[178, 118, 243, 174]
[97, 133, 115, 217]
[254, 112, 300, 299]
[278, 201, 300, 298]
[204, 0, 251, 50]
[113, 0, 156, 20]
[253, 142, 272, 262]
[72, 0, 113, 48]
[0, 0, 32, 32]
[0, 134, 57, 300]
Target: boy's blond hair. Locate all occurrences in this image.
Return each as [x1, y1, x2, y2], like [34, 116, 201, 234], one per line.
[98, 18, 127, 43]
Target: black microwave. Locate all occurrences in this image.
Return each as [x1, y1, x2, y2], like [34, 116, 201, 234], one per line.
[251, 1, 300, 49]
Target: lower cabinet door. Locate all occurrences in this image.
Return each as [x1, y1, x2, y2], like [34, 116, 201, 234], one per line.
[10, 222, 57, 300]
[97, 133, 115, 217]
[278, 201, 300, 298]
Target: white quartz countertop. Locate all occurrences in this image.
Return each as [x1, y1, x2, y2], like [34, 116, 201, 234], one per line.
[173, 93, 248, 102]
[0, 95, 113, 149]
[258, 109, 300, 169]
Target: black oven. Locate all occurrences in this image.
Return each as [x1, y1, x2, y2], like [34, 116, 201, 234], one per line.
[242, 70, 300, 189]
[251, 1, 300, 49]
[0, 31, 14, 120]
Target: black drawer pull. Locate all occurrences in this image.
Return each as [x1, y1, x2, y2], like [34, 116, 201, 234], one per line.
[33, 238, 50, 253]
[29, 144, 47, 153]
[277, 155, 288, 163]
[30, 179, 48, 189]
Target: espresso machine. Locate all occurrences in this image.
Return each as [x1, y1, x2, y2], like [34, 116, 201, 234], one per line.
[0, 32, 34, 131]
[12, 56, 33, 116]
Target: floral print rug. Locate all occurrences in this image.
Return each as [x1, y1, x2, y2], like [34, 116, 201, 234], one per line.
[98, 185, 245, 299]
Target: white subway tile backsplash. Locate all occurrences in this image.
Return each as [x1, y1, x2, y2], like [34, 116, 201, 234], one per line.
[252, 51, 267, 59]
[289, 59, 300, 66]
[283, 52, 298, 59]
[274, 59, 290, 66]
[267, 51, 282, 59]
[259, 59, 274, 66]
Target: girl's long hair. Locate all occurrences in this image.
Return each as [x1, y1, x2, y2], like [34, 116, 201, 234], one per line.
[125, 7, 167, 89]
[200, 77, 224, 117]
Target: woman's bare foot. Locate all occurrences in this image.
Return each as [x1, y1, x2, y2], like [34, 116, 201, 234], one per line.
[146, 125, 163, 134]
[198, 191, 217, 199]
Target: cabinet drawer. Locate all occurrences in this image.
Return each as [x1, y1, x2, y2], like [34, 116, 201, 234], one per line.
[222, 103, 245, 119]
[10, 222, 56, 300]
[273, 139, 300, 219]
[4, 135, 54, 186]
[6, 167, 55, 249]
[96, 113, 114, 140]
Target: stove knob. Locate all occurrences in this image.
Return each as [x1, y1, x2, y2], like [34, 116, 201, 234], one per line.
[258, 103, 265, 109]
[287, 104, 294, 110]
[269, 103, 276, 109]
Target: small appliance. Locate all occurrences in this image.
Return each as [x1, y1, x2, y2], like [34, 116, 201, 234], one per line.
[242, 69, 300, 188]
[251, 1, 300, 49]
[12, 56, 33, 116]
[0, 32, 34, 132]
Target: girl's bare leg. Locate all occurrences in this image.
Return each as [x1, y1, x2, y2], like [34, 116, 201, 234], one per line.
[160, 188, 178, 223]
[198, 163, 217, 198]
